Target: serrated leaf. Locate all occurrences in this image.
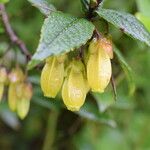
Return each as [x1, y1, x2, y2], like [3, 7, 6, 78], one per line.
[28, 12, 94, 69]
[114, 46, 135, 95]
[27, 0, 56, 16]
[96, 8, 150, 46]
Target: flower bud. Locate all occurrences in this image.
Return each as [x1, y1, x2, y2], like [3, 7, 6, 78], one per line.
[9, 68, 24, 83]
[89, 37, 113, 59]
[87, 38, 112, 93]
[0, 83, 4, 102]
[23, 83, 33, 100]
[0, 67, 7, 102]
[99, 36, 113, 59]
[8, 83, 18, 111]
[17, 83, 32, 119]
[62, 60, 88, 111]
[16, 83, 24, 99]
[90, 0, 98, 8]
[0, 67, 7, 83]
[41, 55, 66, 98]
[8, 68, 25, 111]
[17, 98, 30, 120]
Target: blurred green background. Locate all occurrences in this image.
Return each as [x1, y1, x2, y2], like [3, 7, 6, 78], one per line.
[0, 0, 150, 150]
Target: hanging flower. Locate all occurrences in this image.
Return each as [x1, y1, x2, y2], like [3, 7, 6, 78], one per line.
[62, 60, 89, 111]
[41, 55, 66, 98]
[87, 38, 112, 93]
[0, 67, 7, 102]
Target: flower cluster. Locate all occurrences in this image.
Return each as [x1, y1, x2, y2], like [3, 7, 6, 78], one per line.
[41, 37, 113, 111]
[0, 67, 32, 119]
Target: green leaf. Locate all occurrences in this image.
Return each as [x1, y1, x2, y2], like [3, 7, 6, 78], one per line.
[114, 46, 135, 95]
[28, 12, 94, 69]
[96, 8, 150, 46]
[136, 0, 150, 17]
[0, 26, 4, 34]
[27, 0, 56, 16]
[0, 0, 9, 3]
[92, 92, 114, 113]
[136, 13, 150, 32]
[32, 86, 61, 110]
[80, 0, 90, 12]
[77, 100, 116, 128]
[97, 0, 106, 8]
[0, 102, 20, 130]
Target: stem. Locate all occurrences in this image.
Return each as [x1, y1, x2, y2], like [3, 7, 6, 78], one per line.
[42, 109, 59, 150]
[111, 75, 117, 101]
[0, 4, 31, 61]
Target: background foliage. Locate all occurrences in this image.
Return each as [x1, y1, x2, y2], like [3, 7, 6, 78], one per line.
[0, 0, 150, 150]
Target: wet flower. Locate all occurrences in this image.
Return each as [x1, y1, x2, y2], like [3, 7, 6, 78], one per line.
[62, 60, 89, 111]
[41, 55, 66, 98]
[8, 68, 25, 111]
[87, 38, 112, 93]
[17, 83, 33, 119]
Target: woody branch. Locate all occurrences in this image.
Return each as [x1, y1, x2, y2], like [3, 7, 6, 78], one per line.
[0, 4, 31, 61]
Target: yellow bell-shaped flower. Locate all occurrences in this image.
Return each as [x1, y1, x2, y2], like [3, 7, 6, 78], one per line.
[41, 55, 66, 98]
[99, 36, 113, 59]
[87, 38, 112, 93]
[17, 83, 32, 119]
[0, 67, 7, 102]
[0, 67, 7, 83]
[62, 60, 88, 111]
[8, 68, 25, 83]
[8, 83, 18, 111]
[17, 98, 30, 119]
[0, 83, 4, 102]
[8, 68, 25, 111]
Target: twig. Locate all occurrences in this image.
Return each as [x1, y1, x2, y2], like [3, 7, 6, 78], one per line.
[42, 109, 59, 150]
[93, 28, 102, 39]
[111, 75, 117, 101]
[0, 4, 31, 61]
[103, 19, 109, 35]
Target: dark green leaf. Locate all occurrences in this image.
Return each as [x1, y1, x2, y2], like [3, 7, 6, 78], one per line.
[27, 0, 56, 16]
[114, 46, 135, 95]
[96, 8, 150, 46]
[80, 0, 90, 12]
[28, 12, 94, 69]
[97, 0, 106, 8]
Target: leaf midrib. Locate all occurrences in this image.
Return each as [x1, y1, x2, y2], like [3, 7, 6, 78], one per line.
[40, 17, 81, 52]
